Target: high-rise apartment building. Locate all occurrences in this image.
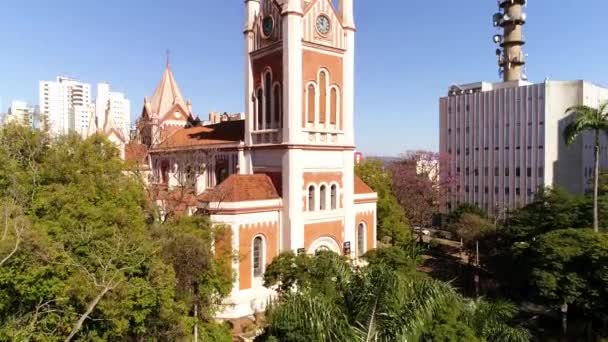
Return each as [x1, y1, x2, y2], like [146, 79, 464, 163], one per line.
[439, 0, 608, 215]
[3, 100, 38, 127]
[39, 77, 92, 136]
[94, 83, 131, 138]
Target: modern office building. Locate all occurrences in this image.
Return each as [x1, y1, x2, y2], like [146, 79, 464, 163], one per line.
[439, 0, 608, 215]
[39, 77, 92, 136]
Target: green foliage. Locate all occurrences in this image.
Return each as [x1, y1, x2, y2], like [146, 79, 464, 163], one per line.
[504, 187, 591, 240]
[355, 160, 411, 246]
[362, 245, 419, 277]
[452, 213, 495, 250]
[0, 126, 233, 340]
[446, 203, 487, 226]
[528, 229, 608, 314]
[259, 249, 529, 342]
[263, 251, 352, 299]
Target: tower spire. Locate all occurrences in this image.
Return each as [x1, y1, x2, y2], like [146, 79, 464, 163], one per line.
[493, 0, 527, 82]
[165, 49, 171, 68]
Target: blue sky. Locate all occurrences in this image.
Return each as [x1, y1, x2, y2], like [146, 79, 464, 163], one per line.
[1, 0, 607, 156]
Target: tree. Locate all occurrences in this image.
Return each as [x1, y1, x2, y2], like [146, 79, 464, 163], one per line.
[355, 160, 411, 246]
[258, 250, 529, 342]
[452, 214, 495, 250]
[0, 128, 232, 340]
[528, 229, 608, 335]
[390, 151, 457, 228]
[563, 101, 608, 232]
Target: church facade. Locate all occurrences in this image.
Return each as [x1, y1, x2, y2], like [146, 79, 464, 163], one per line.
[129, 0, 377, 319]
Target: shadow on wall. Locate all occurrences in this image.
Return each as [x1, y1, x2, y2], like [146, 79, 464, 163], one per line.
[553, 114, 585, 195]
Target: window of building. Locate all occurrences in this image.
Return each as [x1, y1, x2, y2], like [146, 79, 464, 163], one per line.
[538, 167, 544, 177]
[320, 185, 327, 210]
[516, 188, 521, 196]
[256, 88, 264, 130]
[475, 186, 479, 193]
[484, 167, 488, 176]
[505, 187, 510, 195]
[357, 223, 366, 256]
[465, 186, 470, 193]
[484, 186, 488, 194]
[330, 87, 338, 125]
[319, 71, 327, 124]
[273, 84, 282, 128]
[474, 168, 479, 176]
[265, 73, 272, 127]
[516, 167, 521, 177]
[253, 236, 264, 278]
[494, 186, 499, 194]
[495, 167, 499, 177]
[308, 185, 315, 211]
[330, 184, 337, 209]
[505, 167, 510, 177]
[307, 84, 316, 123]
[465, 167, 469, 176]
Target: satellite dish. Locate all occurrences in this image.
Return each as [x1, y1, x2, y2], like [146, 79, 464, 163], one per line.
[492, 13, 502, 26]
[496, 48, 502, 56]
[503, 13, 511, 21]
[521, 13, 527, 21]
[493, 34, 503, 44]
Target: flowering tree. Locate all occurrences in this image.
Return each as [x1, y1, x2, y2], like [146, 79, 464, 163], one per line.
[390, 151, 459, 228]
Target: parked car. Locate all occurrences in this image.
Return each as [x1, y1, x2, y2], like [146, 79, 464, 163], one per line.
[413, 226, 431, 236]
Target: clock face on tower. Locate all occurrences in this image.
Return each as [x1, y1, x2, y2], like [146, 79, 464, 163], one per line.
[262, 16, 274, 38]
[316, 15, 331, 35]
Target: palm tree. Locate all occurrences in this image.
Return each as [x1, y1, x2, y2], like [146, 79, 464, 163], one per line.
[258, 252, 530, 342]
[563, 101, 608, 232]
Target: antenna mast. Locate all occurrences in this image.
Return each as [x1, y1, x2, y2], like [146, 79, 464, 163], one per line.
[493, 0, 527, 82]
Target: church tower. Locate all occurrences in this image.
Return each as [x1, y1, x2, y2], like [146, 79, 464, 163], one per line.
[244, 0, 363, 256]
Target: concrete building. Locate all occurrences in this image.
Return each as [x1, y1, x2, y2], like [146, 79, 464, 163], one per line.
[439, 0, 608, 215]
[93, 83, 131, 139]
[39, 77, 92, 136]
[4, 100, 38, 127]
[128, 0, 377, 319]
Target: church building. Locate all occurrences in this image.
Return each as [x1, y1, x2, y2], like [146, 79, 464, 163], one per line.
[129, 0, 377, 319]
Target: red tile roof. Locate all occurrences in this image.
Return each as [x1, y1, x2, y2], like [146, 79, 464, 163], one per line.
[354, 176, 375, 194]
[199, 174, 280, 203]
[124, 142, 148, 165]
[153, 120, 244, 150]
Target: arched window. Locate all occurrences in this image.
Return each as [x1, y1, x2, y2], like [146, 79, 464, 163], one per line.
[319, 185, 327, 210]
[273, 84, 281, 128]
[265, 73, 272, 127]
[308, 185, 315, 211]
[330, 184, 337, 209]
[307, 84, 316, 124]
[257, 88, 263, 130]
[319, 71, 327, 124]
[330, 87, 338, 125]
[357, 223, 366, 256]
[253, 236, 264, 278]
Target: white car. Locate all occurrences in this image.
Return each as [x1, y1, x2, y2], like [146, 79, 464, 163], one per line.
[413, 227, 431, 236]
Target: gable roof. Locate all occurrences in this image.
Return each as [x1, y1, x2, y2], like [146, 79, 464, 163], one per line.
[199, 174, 280, 203]
[149, 65, 189, 117]
[153, 120, 244, 151]
[354, 175, 375, 194]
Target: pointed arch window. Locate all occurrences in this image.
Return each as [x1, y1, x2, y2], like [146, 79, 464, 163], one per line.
[273, 84, 281, 128]
[319, 71, 327, 124]
[330, 184, 337, 209]
[357, 223, 366, 256]
[307, 84, 316, 124]
[308, 185, 316, 211]
[257, 88, 263, 130]
[320, 185, 327, 210]
[265, 73, 272, 127]
[253, 236, 264, 278]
